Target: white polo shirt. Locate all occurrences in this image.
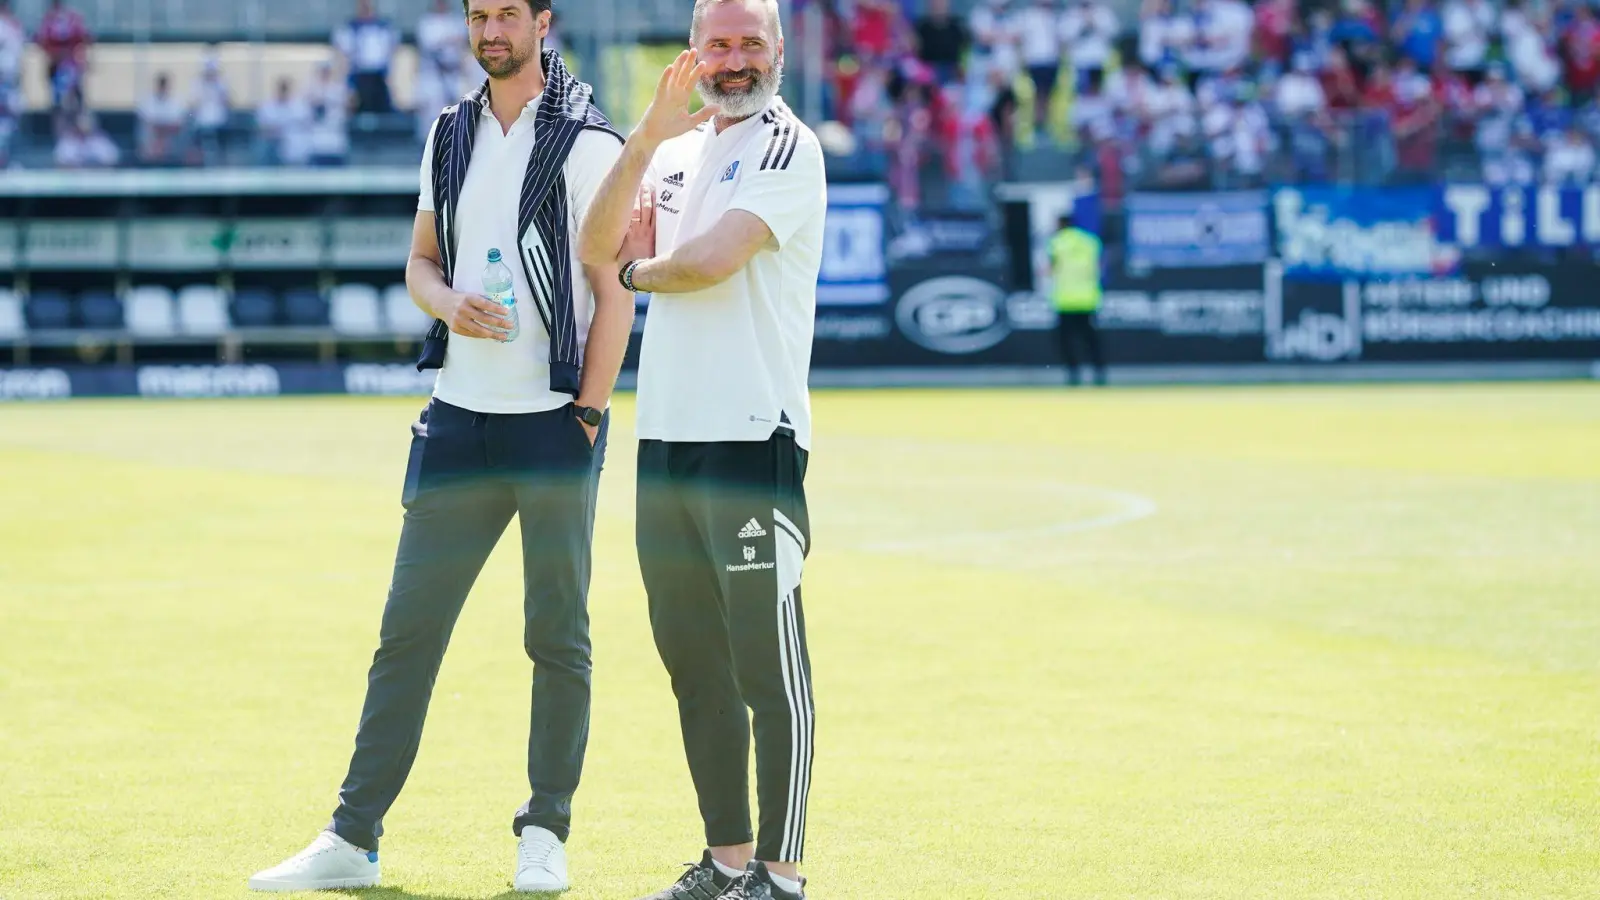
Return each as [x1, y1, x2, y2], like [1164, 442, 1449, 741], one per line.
[418, 101, 623, 414]
[636, 98, 826, 450]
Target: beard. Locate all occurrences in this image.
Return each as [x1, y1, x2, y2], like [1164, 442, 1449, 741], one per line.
[475, 37, 537, 79]
[696, 52, 784, 120]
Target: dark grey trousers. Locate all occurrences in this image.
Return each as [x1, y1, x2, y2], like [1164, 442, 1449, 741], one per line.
[328, 397, 606, 851]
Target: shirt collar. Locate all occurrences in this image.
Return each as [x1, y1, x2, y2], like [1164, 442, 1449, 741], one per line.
[477, 92, 543, 123]
[713, 96, 786, 141]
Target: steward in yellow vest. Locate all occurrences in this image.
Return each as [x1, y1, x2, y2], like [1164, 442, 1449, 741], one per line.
[1047, 212, 1106, 386]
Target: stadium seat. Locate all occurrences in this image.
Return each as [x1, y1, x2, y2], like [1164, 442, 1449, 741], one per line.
[282, 288, 329, 327]
[177, 285, 231, 336]
[330, 283, 384, 336]
[78, 291, 124, 330]
[125, 286, 178, 337]
[0, 289, 23, 339]
[25, 290, 73, 331]
[231, 287, 280, 328]
[383, 284, 433, 334]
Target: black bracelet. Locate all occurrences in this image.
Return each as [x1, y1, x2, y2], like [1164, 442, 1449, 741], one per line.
[619, 259, 641, 293]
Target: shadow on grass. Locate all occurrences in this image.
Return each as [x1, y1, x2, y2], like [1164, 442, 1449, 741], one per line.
[328, 883, 553, 890]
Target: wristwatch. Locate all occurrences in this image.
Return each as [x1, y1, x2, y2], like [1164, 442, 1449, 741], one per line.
[573, 404, 604, 427]
[618, 259, 642, 292]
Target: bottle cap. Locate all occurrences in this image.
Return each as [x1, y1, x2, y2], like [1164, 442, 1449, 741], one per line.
[487, 248, 502, 263]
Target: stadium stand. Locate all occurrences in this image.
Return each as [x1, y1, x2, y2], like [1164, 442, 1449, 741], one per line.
[383, 283, 432, 334]
[0, 288, 25, 339]
[230, 286, 280, 329]
[77, 288, 122, 329]
[176, 284, 230, 336]
[329, 282, 384, 336]
[124, 286, 178, 338]
[23, 289, 71, 331]
[282, 288, 330, 328]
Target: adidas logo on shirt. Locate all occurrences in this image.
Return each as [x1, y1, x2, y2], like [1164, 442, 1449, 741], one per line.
[737, 518, 767, 539]
[663, 171, 685, 187]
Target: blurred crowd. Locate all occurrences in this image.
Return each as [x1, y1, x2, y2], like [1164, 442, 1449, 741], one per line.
[8, 0, 1600, 197]
[805, 0, 1600, 207]
[0, 0, 483, 170]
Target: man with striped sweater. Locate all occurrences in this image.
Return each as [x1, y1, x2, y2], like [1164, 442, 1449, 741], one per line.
[249, 0, 632, 893]
[578, 1, 825, 898]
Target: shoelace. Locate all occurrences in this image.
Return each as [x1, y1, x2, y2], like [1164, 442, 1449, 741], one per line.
[293, 835, 343, 862]
[666, 864, 720, 899]
[720, 873, 774, 900]
[519, 838, 556, 869]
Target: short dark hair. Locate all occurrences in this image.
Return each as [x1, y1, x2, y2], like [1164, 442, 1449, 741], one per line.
[462, 0, 552, 14]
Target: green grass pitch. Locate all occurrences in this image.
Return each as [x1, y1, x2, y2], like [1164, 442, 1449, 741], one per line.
[1, 383, 1597, 899]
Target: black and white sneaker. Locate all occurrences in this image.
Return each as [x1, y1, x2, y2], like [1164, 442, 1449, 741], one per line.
[716, 861, 805, 900]
[637, 850, 735, 900]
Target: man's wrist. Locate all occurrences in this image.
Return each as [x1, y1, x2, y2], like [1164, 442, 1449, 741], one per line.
[619, 259, 644, 292]
[626, 128, 663, 157]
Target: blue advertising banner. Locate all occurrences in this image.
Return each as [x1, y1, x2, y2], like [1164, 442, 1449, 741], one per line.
[1127, 191, 1269, 268]
[816, 183, 890, 306]
[1435, 183, 1600, 250]
[1272, 186, 1461, 281]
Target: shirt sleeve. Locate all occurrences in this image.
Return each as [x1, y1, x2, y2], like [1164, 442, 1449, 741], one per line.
[417, 118, 437, 212]
[726, 124, 826, 250]
[564, 127, 626, 229]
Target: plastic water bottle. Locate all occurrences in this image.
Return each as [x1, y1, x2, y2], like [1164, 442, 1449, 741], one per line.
[483, 248, 519, 341]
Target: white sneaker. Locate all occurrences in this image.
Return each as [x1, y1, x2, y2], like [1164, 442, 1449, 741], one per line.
[513, 826, 569, 892]
[248, 831, 380, 892]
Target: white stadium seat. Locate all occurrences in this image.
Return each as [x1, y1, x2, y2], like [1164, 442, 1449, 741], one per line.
[125, 286, 178, 337]
[383, 283, 432, 334]
[330, 283, 384, 335]
[0, 289, 23, 339]
[176, 285, 230, 336]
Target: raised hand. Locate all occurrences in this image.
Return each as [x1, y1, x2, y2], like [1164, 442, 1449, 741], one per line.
[636, 48, 720, 146]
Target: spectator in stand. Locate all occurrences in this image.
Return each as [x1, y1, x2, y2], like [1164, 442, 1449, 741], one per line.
[985, 60, 1021, 150]
[853, 0, 906, 64]
[1562, 2, 1600, 102]
[1503, 1, 1561, 94]
[1061, 0, 1119, 91]
[49, 41, 86, 126]
[1393, 0, 1444, 70]
[1276, 52, 1332, 180]
[1391, 55, 1442, 182]
[1139, 0, 1194, 71]
[1320, 44, 1364, 111]
[1544, 121, 1596, 182]
[415, 0, 469, 138]
[913, 0, 969, 85]
[848, 61, 893, 168]
[255, 76, 311, 166]
[1433, 53, 1476, 142]
[190, 52, 231, 166]
[1253, 0, 1295, 66]
[36, 0, 88, 89]
[1185, 0, 1254, 85]
[54, 111, 117, 168]
[0, 1, 23, 95]
[970, 0, 1021, 84]
[333, 0, 399, 115]
[1329, 0, 1384, 57]
[1442, 0, 1494, 82]
[305, 61, 351, 166]
[1147, 61, 1198, 158]
[1014, 0, 1063, 137]
[137, 73, 187, 166]
[1474, 62, 1534, 184]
